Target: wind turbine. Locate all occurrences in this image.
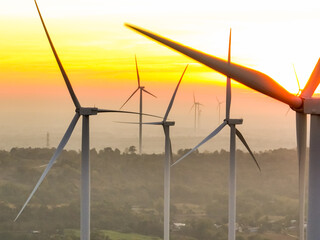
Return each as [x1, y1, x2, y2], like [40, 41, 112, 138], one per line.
[13, 3, 159, 240]
[147, 65, 188, 240]
[116, 65, 188, 240]
[171, 28, 260, 240]
[120, 55, 157, 154]
[124, 23, 320, 240]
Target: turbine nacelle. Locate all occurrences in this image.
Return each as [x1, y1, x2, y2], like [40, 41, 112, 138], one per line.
[163, 121, 175, 126]
[303, 98, 320, 114]
[225, 118, 243, 125]
[77, 107, 99, 116]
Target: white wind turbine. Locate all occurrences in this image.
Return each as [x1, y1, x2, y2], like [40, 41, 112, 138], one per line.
[124, 23, 320, 240]
[120, 55, 157, 154]
[13, 3, 159, 240]
[171, 28, 261, 240]
[117, 65, 188, 240]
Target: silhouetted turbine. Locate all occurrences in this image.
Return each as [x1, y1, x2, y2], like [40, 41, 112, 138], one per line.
[190, 93, 204, 132]
[216, 96, 224, 123]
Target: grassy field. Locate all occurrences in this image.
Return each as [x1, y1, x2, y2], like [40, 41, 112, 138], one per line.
[101, 230, 161, 240]
[64, 229, 161, 240]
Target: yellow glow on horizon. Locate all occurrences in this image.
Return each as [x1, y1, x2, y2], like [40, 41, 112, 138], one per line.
[1, 0, 320, 106]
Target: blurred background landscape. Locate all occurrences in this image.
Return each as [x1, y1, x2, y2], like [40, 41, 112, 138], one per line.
[0, 147, 302, 240]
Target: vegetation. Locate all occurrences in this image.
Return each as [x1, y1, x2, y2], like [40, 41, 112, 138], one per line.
[0, 147, 302, 239]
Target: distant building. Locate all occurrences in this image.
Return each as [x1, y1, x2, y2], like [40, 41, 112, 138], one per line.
[173, 223, 186, 230]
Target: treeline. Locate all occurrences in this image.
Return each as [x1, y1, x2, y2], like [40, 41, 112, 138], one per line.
[0, 147, 301, 239]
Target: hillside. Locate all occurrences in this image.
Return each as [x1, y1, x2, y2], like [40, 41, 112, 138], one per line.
[0, 147, 302, 239]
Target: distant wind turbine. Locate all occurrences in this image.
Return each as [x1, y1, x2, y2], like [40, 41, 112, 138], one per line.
[14, 3, 159, 240]
[46, 132, 50, 148]
[216, 96, 224, 123]
[120, 55, 157, 154]
[190, 93, 203, 132]
[124, 23, 320, 240]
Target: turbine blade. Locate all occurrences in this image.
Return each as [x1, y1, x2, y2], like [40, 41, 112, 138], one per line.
[235, 128, 261, 172]
[172, 121, 227, 166]
[142, 88, 157, 98]
[226, 28, 232, 120]
[114, 121, 162, 125]
[163, 64, 188, 122]
[34, 0, 80, 109]
[97, 108, 162, 119]
[14, 113, 80, 222]
[119, 88, 139, 109]
[193, 92, 196, 103]
[300, 58, 320, 98]
[296, 112, 307, 240]
[125, 23, 302, 109]
[135, 55, 141, 87]
[293, 64, 301, 91]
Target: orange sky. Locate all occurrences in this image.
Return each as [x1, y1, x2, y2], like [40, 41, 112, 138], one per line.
[0, 0, 320, 151]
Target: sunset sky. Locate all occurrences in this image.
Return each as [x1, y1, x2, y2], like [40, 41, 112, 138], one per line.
[0, 0, 320, 152]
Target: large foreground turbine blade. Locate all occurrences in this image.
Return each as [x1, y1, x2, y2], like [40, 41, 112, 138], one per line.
[172, 121, 227, 166]
[235, 128, 261, 172]
[142, 88, 157, 98]
[226, 29, 232, 120]
[300, 58, 320, 98]
[34, 0, 81, 109]
[119, 87, 140, 109]
[163, 64, 188, 122]
[125, 24, 302, 109]
[14, 113, 80, 222]
[296, 112, 307, 240]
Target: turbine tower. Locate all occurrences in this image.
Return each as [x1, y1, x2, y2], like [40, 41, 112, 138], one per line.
[13, 3, 159, 240]
[46, 132, 50, 148]
[171, 28, 260, 240]
[145, 65, 188, 240]
[125, 23, 320, 240]
[120, 56, 157, 154]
